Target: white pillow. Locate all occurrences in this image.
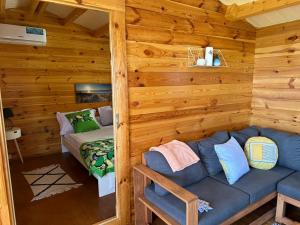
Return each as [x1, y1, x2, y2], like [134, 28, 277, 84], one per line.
[56, 112, 73, 136]
[56, 109, 98, 135]
[98, 106, 113, 126]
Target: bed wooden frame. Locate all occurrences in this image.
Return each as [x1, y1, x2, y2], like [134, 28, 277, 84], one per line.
[61, 136, 116, 198]
[133, 155, 277, 225]
[0, 1, 130, 225]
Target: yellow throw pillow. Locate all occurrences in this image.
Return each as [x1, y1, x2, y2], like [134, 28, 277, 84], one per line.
[244, 137, 278, 170]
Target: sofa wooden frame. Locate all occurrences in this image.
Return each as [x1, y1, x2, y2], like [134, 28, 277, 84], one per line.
[133, 156, 277, 225]
[276, 193, 300, 225]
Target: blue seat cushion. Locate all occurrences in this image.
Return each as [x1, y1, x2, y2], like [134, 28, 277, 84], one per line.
[197, 131, 230, 176]
[144, 144, 208, 196]
[278, 172, 300, 201]
[212, 166, 294, 203]
[144, 177, 250, 225]
[230, 126, 259, 148]
[260, 128, 300, 171]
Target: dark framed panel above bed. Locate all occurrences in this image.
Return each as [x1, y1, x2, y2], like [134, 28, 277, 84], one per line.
[0, 1, 130, 225]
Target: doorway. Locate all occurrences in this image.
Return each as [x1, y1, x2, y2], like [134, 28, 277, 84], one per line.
[0, 1, 129, 225]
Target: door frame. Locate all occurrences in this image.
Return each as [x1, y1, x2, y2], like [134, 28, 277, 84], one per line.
[0, 1, 130, 225]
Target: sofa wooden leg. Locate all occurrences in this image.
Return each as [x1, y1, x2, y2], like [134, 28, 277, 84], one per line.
[144, 176, 153, 224]
[145, 208, 152, 224]
[133, 169, 148, 225]
[276, 194, 286, 223]
[186, 199, 199, 225]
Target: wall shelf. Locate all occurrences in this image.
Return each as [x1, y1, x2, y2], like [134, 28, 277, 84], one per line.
[187, 47, 228, 68]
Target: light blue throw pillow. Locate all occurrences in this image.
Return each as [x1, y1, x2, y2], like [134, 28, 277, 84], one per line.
[214, 137, 250, 185]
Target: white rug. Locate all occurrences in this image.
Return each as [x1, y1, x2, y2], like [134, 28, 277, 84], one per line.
[23, 164, 82, 201]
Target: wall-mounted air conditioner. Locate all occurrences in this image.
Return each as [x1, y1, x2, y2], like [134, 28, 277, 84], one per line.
[0, 23, 47, 46]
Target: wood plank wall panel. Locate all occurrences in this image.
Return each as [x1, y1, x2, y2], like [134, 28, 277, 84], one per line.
[251, 20, 300, 133]
[0, 11, 111, 157]
[126, 0, 256, 169]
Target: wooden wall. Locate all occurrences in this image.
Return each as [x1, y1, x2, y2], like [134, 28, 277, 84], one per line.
[252, 20, 300, 133]
[0, 11, 111, 157]
[126, 0, 256, 169]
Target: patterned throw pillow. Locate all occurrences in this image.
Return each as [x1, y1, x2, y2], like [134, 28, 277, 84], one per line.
[66, 110, 100, 133]
[244, 137, 278, 170]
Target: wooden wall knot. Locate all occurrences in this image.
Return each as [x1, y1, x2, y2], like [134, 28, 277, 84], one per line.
[210, 99, 218, 107]
[144, 49, 153, 57]
[132, 101, 140, 107]
[187, 19, 195, 33]
[233, 33, 239, 39]
[119, 178, 127, 184]
[288, 48, 296, 53]
[159, 137, 163, 144]
[288, 78, 295, 89]
[287, 35, 298, 42]
[117, 122, 124, 129]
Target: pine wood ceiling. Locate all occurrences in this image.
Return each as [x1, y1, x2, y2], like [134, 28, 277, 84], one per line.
[221, 0, 300, 28]
[1, 0, 109, 35]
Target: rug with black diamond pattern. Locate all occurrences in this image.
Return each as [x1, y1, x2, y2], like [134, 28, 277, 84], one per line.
[23, 164, 82, 201]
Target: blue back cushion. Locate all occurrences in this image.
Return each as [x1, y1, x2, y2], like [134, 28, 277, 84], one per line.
[260, 128, 300, 171]
[230, 126, 259, 148]
[144, 142, 208, 196]
[197, 131, 230, 176]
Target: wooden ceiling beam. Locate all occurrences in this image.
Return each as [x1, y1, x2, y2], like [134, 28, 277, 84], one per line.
[27, 0, 41, 18]
[36, 2, 49, 17]
[63, 8, 87, 25]
[93, 23, 109, 38]
[226, 0, 300, 21]
[36, 0, 124, 12]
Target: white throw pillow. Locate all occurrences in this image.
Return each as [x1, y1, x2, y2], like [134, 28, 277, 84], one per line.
[98, 106, 113, 126]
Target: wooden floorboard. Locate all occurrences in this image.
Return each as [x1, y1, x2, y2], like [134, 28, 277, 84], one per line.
[9, 153, 116, 225]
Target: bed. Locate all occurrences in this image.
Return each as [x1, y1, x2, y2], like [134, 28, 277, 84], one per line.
[61, 125, 116, 197]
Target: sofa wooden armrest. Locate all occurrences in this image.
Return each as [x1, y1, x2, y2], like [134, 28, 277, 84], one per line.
[133, 164, 199, 225]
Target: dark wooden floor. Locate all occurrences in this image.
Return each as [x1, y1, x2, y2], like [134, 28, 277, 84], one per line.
[9, 153, 116, 225]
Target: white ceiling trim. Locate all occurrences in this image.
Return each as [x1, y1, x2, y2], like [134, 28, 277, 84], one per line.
[219, 0, 257, 5]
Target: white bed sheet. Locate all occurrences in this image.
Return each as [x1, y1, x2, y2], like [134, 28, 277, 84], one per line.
[64, 125, 113, 150]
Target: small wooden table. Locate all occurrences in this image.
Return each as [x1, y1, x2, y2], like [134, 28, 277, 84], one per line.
[6, 127, 23, 164]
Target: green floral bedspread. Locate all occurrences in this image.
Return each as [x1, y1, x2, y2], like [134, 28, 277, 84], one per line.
[80, 138, 114, 177]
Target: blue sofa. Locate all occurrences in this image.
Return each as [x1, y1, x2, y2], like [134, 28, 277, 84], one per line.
[133, 127, 300, 225]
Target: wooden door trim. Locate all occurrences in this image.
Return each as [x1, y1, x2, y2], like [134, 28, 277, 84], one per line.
[0, 1, 130, 225]
[0, 90, 15, 225]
